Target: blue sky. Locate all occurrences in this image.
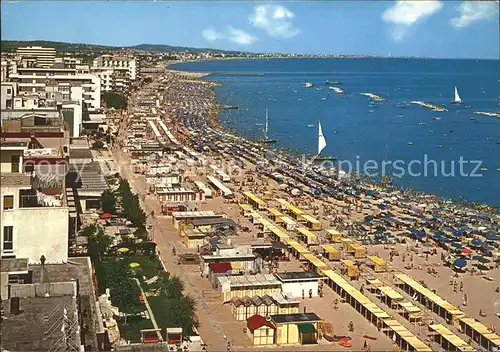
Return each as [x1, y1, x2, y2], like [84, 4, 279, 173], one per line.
[1, 1, 498, 59]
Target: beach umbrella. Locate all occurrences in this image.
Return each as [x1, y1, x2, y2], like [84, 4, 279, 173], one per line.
[129, 262, 141, 268]
[475, 256, 491, 264]
[100, 213, 112, 219]
[471, 238, 484, 246]
[117, 247, 129, 253]
[364, 215, 374, 223]
[484, 233, 500, 241]
[415, 232, 426, 239]
[453, 258, 467, 268]
[461, 248, 473, 255]
[450, 242, 462, 249]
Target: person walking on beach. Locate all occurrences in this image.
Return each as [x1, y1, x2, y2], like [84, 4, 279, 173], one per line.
[460, 282, 463, 292]
[348, 320, 354, 332]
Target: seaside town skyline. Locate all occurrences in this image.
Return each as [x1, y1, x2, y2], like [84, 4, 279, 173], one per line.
[1, 1, 499, 59]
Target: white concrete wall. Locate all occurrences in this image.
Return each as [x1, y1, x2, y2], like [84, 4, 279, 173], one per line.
[1, 186, 69, 264]
[281, 281, 319, 298]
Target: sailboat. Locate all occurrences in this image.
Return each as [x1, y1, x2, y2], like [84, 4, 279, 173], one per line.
[452, 86, 462, 104]
[256, 108, 278, 145]
[313, 121, 336, 161]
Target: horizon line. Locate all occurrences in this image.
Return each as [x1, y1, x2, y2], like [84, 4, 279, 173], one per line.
[1, 39, 497, 61]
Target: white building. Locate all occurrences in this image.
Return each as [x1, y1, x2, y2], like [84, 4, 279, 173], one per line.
[0, 163, 69, 264]
[16, 46, 56, 68]
[275, 272, 322, 298]
[8, 67, 101, 111]
[92, 55, 137, 92]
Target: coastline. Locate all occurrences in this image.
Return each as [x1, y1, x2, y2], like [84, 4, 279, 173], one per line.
[167, 62, 499, 213]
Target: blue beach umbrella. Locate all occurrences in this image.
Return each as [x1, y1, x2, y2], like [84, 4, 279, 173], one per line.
[471, 238, 484, 246]
[453, 258, 467, 268]
[450, 242, 462, 249]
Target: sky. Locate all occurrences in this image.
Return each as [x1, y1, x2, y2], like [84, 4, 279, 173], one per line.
[1, 1, 499, 59]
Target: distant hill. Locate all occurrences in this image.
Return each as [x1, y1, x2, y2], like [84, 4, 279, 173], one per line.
[1, 40, 244, 54]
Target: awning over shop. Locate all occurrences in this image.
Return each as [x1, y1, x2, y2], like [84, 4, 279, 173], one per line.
[298, 323, 317, 334]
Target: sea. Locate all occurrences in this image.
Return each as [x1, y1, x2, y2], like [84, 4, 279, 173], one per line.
[171, 58, 500, 207]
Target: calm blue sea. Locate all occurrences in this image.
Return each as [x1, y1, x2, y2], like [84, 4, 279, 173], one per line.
[171, 58, 500, 206]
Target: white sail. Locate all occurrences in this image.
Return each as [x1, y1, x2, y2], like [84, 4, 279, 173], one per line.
[318, 121, 326, 155]
[454, 86, 462, 103]
[265, 108, 269, 137]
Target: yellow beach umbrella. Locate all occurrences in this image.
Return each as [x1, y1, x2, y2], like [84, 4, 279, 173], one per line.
[129, 262, 140, 268]
[117, 247, 129, 253]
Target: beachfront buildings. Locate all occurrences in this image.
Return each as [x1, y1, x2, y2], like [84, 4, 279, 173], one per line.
[8, 66, 101, 111]
[0, 109, 76, 264]
[16, 46, 56, 68]
[92, 54, 137, 93]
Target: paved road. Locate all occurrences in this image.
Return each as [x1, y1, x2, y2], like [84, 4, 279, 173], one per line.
[112, 140, 227, 351]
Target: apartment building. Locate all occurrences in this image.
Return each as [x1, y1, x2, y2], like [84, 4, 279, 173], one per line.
[92, 54, 137, 92]
[8, 67, 101, 111]
[0, 110, 75, 264]
[16, 46, 56, 68]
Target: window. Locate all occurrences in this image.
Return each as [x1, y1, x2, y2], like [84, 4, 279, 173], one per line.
[3, 195, 14, 210]
[11, 155, 20, 173]
[3, 226, 13, 251]
[6, 88, 11, 94]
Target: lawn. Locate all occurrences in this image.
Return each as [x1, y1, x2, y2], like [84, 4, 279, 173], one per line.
[117, 314, 153, 343]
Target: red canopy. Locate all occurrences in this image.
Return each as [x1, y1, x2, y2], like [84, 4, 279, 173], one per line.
[247, 314, 276, 332]
[209, 262, 232, 274]
[462, 248, 473, 255]
[100, 213, 112, 219]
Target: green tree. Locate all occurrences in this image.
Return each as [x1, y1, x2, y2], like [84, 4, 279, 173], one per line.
[109, 277, 141, 324]
[100, 189, 116, 213]
[160, 276, 184, 300]
[156, 295, 198, 334]
[87, 226, 112, 263]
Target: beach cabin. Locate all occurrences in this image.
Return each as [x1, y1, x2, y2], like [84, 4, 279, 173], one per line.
[428, 324, 475, 352]
[276, 272, 322, 298]
[341, 260, 359, 279]
[172, 211, 220, 229]
[326, 229, 342, 243]
[156, 187, 203, 203]
[296, 227, 317, 246]
[182, 229, 206, 249]
[217, 274, 282, 301]
[231, 295, 277, 321]
[271, 292, 300, 314]
[350, 243, 367, 259]
[342, 238, 354, 251]
[367, 255, 387, 272]
[300, 214, 323, 231]
[244, 191, 267, 210]
[277, 199, 306, 221]
[321, 244, 340, 261]
[268, 207, 284, 224]
[270, 313, 322, 345]
[246, 314, 276, 346]
[239, 203, 253, 218]
[280, 216, 297, 231]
